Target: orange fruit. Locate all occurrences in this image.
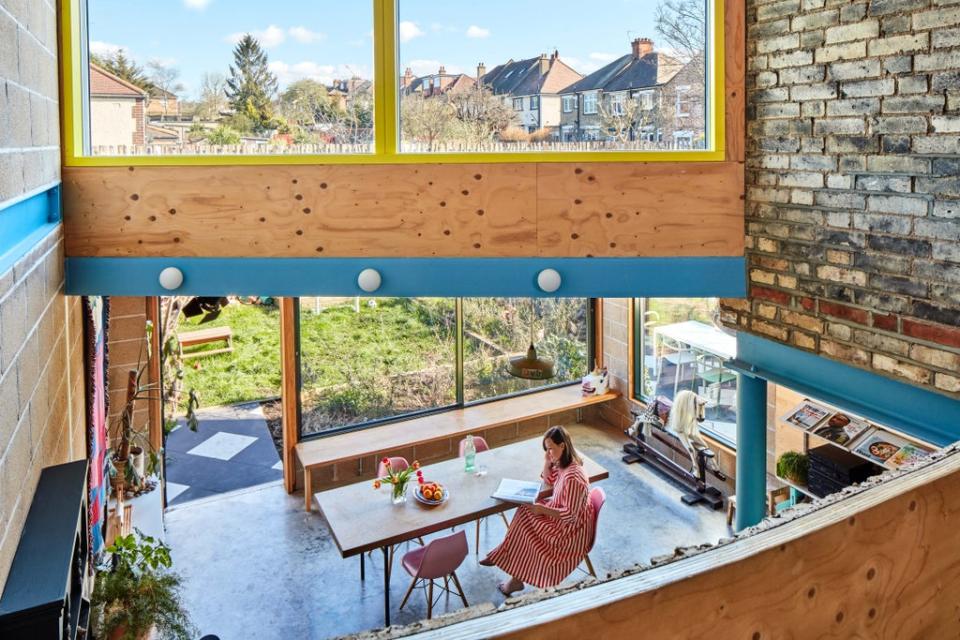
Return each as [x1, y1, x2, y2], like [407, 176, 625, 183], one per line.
[423, 489, 434, 500]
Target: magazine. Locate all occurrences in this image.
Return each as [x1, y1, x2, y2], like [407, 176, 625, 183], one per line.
[491, 478, 542, 505]
[810, 411, 872, 448]
[781, 400, 832, 431]
[853, 431, 916, 466]
[885, 443, 933, 470]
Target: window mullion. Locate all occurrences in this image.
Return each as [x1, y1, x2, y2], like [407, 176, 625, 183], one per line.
[374, 0, 398, 157]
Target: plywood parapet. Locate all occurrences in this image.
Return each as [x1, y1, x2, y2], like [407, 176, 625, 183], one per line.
[61, 162, 744, 259]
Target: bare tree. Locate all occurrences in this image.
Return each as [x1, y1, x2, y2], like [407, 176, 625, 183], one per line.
[655, 0, 707, 75]
[445, 86, 517, 145]
[599, 94, 662, 144]
[147, 60, 185, 120]
[197, 72, 227, 122]
[400, 94, 459, 151]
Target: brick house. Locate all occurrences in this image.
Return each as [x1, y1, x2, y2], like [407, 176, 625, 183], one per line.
[89, 63, 147, 148]
[479, 52, 582, 137]
[558, 38, 704, 146]
[400, 66, 476, 97]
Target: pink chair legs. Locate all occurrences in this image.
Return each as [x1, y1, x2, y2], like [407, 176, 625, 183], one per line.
[399, 530, 469, 619]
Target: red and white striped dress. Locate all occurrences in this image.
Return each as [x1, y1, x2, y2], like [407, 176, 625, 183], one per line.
[485, 462, 593, 588]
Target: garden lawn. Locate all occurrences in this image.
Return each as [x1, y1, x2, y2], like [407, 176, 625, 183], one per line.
[179, 299, 453, 409]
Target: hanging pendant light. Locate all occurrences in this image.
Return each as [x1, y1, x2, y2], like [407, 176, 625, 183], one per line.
[508, 300, 555, 380]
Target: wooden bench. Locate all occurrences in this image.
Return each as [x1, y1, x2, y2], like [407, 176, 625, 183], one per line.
[178, 326, 234, 359]
[296, 385, 619, 511]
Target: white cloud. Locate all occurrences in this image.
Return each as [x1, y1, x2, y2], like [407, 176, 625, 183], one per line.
[269, 60, 372, 87]
[465, 25, 490, 39]
[183, 0, 211, 10]
[90, 40, 125, 58]
[589, 52, 618, 62]
[289, 26, 325, 44]
[398, 21, 424, 43]
[147, 56, 178, 68]
[406, 59, 463, 76]
[226, 25, 286, 48]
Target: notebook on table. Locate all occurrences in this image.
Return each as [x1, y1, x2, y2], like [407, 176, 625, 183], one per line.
[491, 478, 542, 504]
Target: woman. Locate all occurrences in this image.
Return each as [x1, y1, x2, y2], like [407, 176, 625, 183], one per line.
[480, 426, 594, 596]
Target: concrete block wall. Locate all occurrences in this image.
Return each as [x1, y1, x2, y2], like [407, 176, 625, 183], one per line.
[0, 0, 86, 588]
[723, 0, 960, 398]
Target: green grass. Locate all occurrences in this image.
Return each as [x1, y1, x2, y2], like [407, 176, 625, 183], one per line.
[180, 302, 282, 407]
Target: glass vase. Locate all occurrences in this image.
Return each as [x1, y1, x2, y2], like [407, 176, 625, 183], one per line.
[391, 480, 408, 505]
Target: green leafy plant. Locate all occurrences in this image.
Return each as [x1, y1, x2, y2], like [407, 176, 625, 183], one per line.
[777, 451, 809, 485]
[92, 532, 195, 640]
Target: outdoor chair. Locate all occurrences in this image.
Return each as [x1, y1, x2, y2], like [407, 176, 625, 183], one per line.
[656, 335, 697, 399]
[458, 436, 512, 553]
[578, 487, 606, 578]
[398, 530, 469, 619]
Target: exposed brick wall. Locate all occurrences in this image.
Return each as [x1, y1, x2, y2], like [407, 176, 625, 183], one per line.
[106, 298, 151, 433]
[0, 0, 86, 589]
[723, 0, 960, 398]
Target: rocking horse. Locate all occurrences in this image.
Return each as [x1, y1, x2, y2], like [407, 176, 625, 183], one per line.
[622, 390, 726, 509]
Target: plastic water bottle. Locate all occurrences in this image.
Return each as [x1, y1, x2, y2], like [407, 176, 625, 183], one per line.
[464, 435, 477, 473]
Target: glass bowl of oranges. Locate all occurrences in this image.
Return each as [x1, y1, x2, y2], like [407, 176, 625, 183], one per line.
[414, 480, 447, 506]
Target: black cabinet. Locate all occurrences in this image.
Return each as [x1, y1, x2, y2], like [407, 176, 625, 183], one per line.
[0, 460, 91, 639]
[808, 444, 882, 498]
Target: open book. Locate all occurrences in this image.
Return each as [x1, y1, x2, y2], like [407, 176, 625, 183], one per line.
[492, 478, 542, 505]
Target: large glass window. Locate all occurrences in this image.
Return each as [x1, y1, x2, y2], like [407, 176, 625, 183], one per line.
[633, 298, 738, 446]
[298, 298, 455, 437]
[298, 297, 593, 438]
[85, 1, 374, 156]
[71, 0, 718, 162]
[396, 0, 710, 153]
[463, 298, 590, 403]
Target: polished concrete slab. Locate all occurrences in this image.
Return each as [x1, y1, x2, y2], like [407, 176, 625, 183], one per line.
[163, 422, 731, 639]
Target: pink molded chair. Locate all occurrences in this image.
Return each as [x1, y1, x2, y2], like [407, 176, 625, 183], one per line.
[458, 436, 511, 553]
[378, 456, 409, 477]
[399, 530, 469, 619]
[580, 487, 606, 577]
[372, 457, 422, 562]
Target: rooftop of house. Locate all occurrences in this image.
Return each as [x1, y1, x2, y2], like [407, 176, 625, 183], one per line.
[402, 67, 477, 95]
[480, 51, 582, 97]
[560, 38, 684, 95]
[89, 63, 148, 98]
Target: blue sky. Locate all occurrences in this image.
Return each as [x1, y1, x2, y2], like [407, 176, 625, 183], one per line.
[88, 0, 677, 100]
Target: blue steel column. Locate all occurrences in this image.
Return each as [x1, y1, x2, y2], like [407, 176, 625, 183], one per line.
[736, 372, 768, 531]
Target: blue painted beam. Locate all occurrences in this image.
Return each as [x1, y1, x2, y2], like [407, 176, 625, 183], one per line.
[65, 256, 746, 298]
[0, 184, 62, 276]
[736, 372, 768, 531]
[729, 333, 960, 447]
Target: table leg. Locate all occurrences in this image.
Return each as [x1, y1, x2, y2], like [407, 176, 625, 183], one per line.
[304, 470, 313, 512]
[382, 545, 391, 627]
[360, 553, 365, 581]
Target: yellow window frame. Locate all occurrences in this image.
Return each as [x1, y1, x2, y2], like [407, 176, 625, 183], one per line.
[61, 0, 725, 166]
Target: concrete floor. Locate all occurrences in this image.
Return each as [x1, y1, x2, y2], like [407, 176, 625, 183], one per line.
[163, 422, 731, 639]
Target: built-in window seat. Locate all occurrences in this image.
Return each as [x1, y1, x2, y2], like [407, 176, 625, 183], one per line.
[296, 385, 618, 510]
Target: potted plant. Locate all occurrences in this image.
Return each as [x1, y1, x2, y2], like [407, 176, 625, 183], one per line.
[91, 531, 195, 640]
[777, 451, 810, 486]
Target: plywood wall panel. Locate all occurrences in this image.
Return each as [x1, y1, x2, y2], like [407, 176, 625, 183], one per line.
[63, 161, 744, 258]
[63, 164, 538, 257]
[724, 0, 746, 163]
[536, 162, 744, 257]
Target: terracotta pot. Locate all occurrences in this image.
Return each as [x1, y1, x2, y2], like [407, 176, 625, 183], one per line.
[108, 623, 154, 640]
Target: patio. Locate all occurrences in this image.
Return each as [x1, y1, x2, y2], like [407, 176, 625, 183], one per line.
[163, 422, 730, 639]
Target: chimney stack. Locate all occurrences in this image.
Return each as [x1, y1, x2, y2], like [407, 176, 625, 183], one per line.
[477, 62, 486, 86]
[438, 65, 446, 75]
[539, 53, 550, 75]
[401, 67, 413, 88]
[632, 38, 654, 58]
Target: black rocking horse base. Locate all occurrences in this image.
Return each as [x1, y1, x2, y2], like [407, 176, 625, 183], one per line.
[622, 439, 725, 511]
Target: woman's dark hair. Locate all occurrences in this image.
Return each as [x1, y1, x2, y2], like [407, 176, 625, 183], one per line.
[543, 425, 582, 468]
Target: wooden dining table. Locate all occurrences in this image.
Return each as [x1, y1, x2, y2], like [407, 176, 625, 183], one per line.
[314, 437, 610, 627]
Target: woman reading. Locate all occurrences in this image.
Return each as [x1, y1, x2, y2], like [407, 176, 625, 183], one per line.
[480, 426, 594, 596]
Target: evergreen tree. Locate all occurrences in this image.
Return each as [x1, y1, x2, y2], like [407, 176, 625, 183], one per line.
[92, 50, 153, 91]
[225, 35, 278, 132]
